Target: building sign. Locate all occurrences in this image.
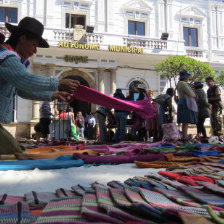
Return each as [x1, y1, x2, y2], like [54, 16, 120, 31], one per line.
[58, 41, 100, 50]
[109, 45, 144, 54]
[58, 41, 144, 54]
[64, 55, 88, 63]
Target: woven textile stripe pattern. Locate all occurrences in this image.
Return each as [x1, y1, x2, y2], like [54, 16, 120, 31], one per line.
[109, 188, 132, 208]
[0, 194, 25, 205]
[36, 196, 86, 224]
[0, 201, 31, 224]
[94, 185, 152, 223]
[178, 185, 224, 207]
[139, 187, 181, 208]
[55, 188, 77, 198]
[138, 188, 212, 217]
[107, 181, 125, 189]
[198, 182, 224, 196]
[80, 192, 122, 223]
[25, 192, 57, 206]
[124, 187, 148, 205]
[154, 187, 201, 207]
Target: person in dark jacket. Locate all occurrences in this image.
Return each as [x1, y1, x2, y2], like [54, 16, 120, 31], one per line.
[112, 89, 127, 142]
[206, 77, 223, 136]
[194, 81, 210, 138]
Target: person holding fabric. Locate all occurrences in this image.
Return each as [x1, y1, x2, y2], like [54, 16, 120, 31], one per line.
[88, 113, 96, 140]
[177, 70, 198, 142]
[194, 81, 210, 138]
[112, 89, 127, 142]
[75, 111, 85, 140]
[0, 17, 79, 154]
[206, 77, 223, 137]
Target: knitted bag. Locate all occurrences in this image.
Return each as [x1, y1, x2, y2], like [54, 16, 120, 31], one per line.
[80, 191, 122, 223]
[36, 196, 87, 224]
[0, 194, 25, 205]
[25, 191, 58, 206]
[178, 185, 224, 207]
[0, 201, 31, 224]
[94, 184, 151, 223]
[55, 188, 77, 198]
[162, 123, 180, 143]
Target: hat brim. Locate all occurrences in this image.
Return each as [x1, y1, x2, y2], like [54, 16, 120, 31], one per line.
[5, 22, 49, 48]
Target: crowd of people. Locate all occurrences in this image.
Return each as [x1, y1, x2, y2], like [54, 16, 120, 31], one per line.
[0, 16, 223, 155]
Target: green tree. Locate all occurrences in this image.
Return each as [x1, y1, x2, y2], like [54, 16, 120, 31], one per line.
[216, 70, 224, 87]
[155, 56, 215, 89]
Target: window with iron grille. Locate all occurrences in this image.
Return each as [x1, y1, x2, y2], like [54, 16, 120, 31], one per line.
[0, 7, 17, 23]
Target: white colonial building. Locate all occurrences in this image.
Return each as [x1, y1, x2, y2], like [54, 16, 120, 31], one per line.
[0, 0, 224, 137]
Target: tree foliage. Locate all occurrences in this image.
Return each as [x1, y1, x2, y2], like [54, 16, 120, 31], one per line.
[155, 56, 215, 88]
[216, 70, 224, 87]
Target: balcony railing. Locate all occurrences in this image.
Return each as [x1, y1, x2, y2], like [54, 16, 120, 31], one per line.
[0, 24, 188, 56]
[84, 33, 103, 44]
[123, 37, 167, 49]
[53, 30, 73, 41]
[186, 49, 203, 57]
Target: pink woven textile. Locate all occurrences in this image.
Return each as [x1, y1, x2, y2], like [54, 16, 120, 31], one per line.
[76, 142, 163, 154]
[72, 85, 155, 119]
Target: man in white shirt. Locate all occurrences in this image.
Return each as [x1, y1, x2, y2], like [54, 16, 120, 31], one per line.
[88, 113, 96, 140]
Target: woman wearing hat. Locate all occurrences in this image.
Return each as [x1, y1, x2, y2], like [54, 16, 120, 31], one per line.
[0, 17, 80, 154]
[176, 70, 198, 142]
[194, 81, 210, 138]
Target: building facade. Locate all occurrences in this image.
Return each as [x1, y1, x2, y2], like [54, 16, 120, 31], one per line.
[0, 0, 224, 137]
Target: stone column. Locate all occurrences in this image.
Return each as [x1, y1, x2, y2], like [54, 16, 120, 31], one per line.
[46, 64, 55, 77]
[29, 101, 40, 137]
[98, 68, 105, 93]
[110, 69, 117, 94]
[31, 101, 40, 122]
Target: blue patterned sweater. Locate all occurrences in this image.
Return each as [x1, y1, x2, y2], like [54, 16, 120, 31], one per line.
[0, 45, 58, 124]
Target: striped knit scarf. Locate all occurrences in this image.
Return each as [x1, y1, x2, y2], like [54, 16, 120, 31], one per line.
[0, 44, 30, 68]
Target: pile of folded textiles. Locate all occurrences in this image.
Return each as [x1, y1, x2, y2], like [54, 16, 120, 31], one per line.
[1, 142, 224, 171]
[2, 161, 224, 223]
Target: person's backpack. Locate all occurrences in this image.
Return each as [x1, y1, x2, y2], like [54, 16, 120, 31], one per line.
[77, 119, 84, 128]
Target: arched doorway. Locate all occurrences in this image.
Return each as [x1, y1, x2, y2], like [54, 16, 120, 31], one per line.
[127, 80, 146, 100]
[63, 75, 91, 115]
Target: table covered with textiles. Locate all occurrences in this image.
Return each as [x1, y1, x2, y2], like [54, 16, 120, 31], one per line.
[1, 140, 224, 223]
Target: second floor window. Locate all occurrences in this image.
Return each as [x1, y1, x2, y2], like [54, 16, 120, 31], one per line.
[128, 21, 145, 36]
[0, 7, 18, 23]
[183, 27, 198, 47]
[66, 14, 86, 28]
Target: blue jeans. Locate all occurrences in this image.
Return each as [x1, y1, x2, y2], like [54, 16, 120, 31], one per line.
[112, 112, 127, 142]
[77, 127, 84, 140]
